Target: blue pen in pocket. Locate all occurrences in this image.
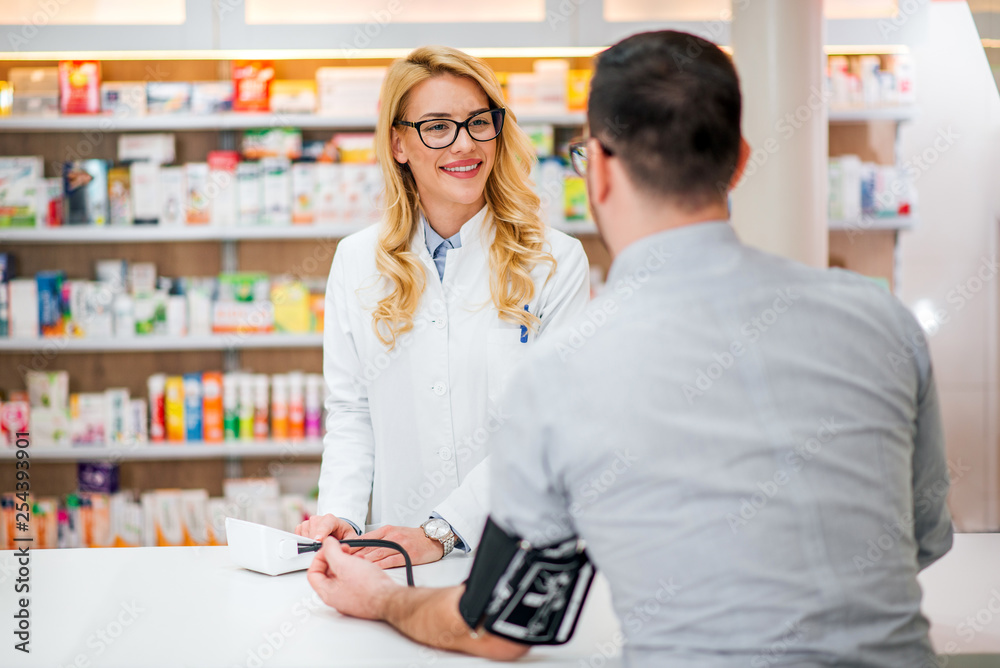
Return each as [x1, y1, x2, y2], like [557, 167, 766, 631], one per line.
[520, 304, 529, 343]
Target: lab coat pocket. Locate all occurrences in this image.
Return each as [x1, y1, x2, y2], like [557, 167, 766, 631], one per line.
[486, 329, 529, 406]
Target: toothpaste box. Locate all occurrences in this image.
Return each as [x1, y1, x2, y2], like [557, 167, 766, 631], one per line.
[147, 82, 191, 114]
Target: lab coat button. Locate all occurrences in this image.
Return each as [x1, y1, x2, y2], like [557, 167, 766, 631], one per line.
[435, 317, 447, 329]
[438, 447, 453, 461]
[432, 383, 447, 396]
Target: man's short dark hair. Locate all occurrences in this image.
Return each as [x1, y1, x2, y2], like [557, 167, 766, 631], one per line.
[588, 31, 742, 210]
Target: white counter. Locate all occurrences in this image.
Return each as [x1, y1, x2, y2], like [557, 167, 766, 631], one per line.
[0, 533, 996, 666]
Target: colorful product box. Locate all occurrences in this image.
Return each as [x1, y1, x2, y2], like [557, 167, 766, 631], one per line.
[78, 462, 120, 494]
[202, 371, 224, 443]
[29, 406, 70, 449]
[43, 177, 63, 227]
[271, 280, 311, 333]
[0, 401, 29, 447]
[25, 370, 69, 409]
[147, 82, 192, 114]
[101, 82, 147, 117]
[63, 160, 110, 226]
[58, 60, 101, 114]
[291, 162, 316, 225]
[185, 163, 211, 225]
[0, 156, 44, 227]
[37, 270, 66, 337]
[180, 489, 209, 546]
[269, 80, 317, 114]
[183, 372, 203, 441]
[108, 167, 133, 226]
[191, 81, 234, 114]
[148, 374, 166, 443]
[142, 490, 184, 546]
[232, 60, 274, 112]
[104, 387, 131, 446]
[0, 252, 10, 337]
[70, 393, 106, 446]
[242, 128, 302, 160]
[164, 375, 186, 442]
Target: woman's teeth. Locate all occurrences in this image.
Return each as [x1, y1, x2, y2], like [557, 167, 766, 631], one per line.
[442, 163, 480, 172]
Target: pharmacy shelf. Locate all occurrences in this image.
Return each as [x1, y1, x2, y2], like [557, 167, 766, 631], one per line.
[0, 333, 323, 353]
[829, 215, 916, 231]
[0, 439, 325, 462]
[0, 223, 368, 243]
[828, 106, 919, 122]
[0, 112, 588, 133]
[0, 220, 597, 243]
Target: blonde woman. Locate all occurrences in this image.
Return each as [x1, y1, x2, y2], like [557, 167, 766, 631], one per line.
[295, 46, 590, 567]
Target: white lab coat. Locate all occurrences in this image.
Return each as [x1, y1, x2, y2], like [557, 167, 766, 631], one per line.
[317, 206, 590, 549]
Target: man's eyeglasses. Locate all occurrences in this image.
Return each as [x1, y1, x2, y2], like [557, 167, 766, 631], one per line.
[395, 108, 506, 150]
[568, 139, 614, 177]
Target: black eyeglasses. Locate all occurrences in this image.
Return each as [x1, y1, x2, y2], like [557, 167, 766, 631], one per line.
[568, 138, 614, 177]
[395, 108, 506, 150]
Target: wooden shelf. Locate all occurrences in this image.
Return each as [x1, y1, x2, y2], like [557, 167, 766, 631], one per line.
[0, 333, 323, 353]
[0, 439, 325, 462]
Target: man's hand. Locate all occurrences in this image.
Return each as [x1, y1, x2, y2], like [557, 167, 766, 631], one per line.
[307, 538, 528, 661]
[294, 514, 359, 542]
[307, 538, 400, 620]
[349, 525, 445, 569]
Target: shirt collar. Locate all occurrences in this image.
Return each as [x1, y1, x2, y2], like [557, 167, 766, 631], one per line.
[417, 204, 490, 257]
[606, 220, 738, 287]
[423, 217, 463, 255]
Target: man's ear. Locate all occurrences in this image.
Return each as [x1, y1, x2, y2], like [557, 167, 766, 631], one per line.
[391, 127, 408, 165]
[587, 138, 611, 206]
[728, 136, 750, 191]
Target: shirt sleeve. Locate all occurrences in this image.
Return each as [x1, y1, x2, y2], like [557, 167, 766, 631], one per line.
[489, 357, 576, 546]
[316, 248, 376, 532]
[910, 354, 954, 570]
[537, 235, 591, 338]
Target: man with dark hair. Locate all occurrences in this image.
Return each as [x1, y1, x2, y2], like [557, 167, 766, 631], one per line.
[306, 30, 953, 666]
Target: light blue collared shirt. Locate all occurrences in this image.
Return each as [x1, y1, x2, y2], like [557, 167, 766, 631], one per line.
[490, 221, 952, 667]
[423, 218, 462, 281]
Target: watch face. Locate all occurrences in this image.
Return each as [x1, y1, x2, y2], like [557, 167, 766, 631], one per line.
[425, 519, 449, 539]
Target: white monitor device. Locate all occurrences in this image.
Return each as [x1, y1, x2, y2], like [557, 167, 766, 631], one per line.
[226, 517, 321, 576]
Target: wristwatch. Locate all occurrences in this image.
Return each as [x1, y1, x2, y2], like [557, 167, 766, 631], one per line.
[421, 518, 457, 557]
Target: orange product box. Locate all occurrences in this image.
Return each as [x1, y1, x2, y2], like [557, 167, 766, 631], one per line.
[58, 61, 101, 114]
[164, 376, 186, 442]
[232, 60, 274, 112]
[202, 371, 224, 443]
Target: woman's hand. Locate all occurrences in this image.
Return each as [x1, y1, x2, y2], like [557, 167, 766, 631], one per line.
[349, 525, 446, 569]
[294, 513, 359, 542]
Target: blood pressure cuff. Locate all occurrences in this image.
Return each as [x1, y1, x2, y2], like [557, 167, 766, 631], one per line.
[458, 516, 595, 645]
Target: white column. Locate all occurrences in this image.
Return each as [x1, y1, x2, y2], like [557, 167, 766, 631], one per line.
[730, 0, 828, 267]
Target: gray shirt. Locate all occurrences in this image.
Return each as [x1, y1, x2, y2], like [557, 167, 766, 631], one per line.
[490, 222, 953, 668]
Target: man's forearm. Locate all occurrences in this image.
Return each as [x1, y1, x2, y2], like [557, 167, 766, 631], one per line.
[380, 585, 527, 661]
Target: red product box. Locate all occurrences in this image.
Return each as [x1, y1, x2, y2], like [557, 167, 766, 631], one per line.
[232, 61, 274, 112]
[58, 61, 101, 114]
